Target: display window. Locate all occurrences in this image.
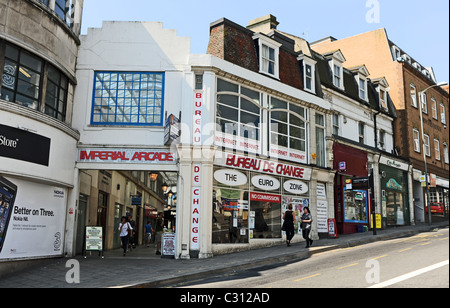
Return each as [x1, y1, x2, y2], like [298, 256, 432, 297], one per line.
[343, 188, 368, 223]
[212, 166, 310, 243]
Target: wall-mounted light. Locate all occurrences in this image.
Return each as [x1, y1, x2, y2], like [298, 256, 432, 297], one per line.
[161, 183, 169, 193]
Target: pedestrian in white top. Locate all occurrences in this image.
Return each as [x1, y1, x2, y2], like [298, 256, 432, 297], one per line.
[118, 216, 133, 256]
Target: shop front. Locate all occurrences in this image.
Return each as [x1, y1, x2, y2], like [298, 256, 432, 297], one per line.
[378, 156, 411, 228]
[211, 151, 315, 253]
[333, 143, 371, 235]
[74, 147, 179, 253]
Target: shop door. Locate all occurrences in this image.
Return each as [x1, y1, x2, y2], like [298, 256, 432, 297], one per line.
[75, 194, 88, 255]
[386, 191, 405, 226]
[113, 204, 122, 249]
[97, 191, 108, 236]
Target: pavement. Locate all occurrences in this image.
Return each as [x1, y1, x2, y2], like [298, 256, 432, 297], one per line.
[0, 220, 448, 288]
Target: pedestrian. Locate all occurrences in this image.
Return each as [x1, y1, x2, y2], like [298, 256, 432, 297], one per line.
[154, 212, 164, 255]
[119, 216, 133, 256]
[300, 207, 313, 248]
[144, 221, 153, 247]
[282, 203, 296, 247]
[127, 214, 136, 249]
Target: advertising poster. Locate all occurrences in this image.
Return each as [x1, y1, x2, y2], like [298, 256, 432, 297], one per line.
[85, 227, 103, 251]
[0, 176, 66, 260]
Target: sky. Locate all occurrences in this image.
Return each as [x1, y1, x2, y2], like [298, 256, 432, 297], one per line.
[81, 0, 449, 82]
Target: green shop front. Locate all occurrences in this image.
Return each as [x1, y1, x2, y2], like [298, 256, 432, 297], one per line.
[379, 156, 411, 228]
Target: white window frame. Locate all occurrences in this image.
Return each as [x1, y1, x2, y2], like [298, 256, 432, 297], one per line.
[332, 113, 340, 136]
[315, 112, 326, 168]
[410, 84, 417, 108]
[379, 130, 386, 150]
[431, 98, 438, 119]
[424, 134, 431, 157]
[379, 87, 388, 111]
[440, 103, 447, 125]
[298, 54, 317, 94]
[434, 139, 441, 161]
[359, 77, 368, 101]
[413, 128, 421, 153]
[333, 64, 342, 88]
[358, 122, 365, 144]
[420, 92, 428, 114]
[443, 142, 449, 164]
[253, 33, 281, 79]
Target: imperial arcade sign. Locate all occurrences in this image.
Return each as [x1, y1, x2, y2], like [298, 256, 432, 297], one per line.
[77, 148, 176, 164]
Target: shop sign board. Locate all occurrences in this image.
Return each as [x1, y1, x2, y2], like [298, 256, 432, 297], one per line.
[328, 219, 337, 238]
[251, 175, 280, 191]
[215, 152, 312, 181]
[85, 227, 103, 251]
[191, 164, 201, 251]
[0, 176, 66, 260]
[77, 148, 176, 164]
[214, 169, 247, 186]
[162, 232, 176, 258]
[164, 114, 180, 145]
[193, 91, 203, 145]
[250, 192, 281, 203]
[283, 179, 309, 195]
[0, 123, 51, 166]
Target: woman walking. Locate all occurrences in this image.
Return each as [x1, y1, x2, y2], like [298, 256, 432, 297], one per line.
[282, 204, 296, 247]
[118, 216, 133, 256]
[300, 207, 313, 248]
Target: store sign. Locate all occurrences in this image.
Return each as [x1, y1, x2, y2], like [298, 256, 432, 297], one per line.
[214, 169, 247, 186]
[283, 180, 309, 195]
[251, 175, 280, 191]
[215, 152, 312, 181]
[0, 124, 51, 166]
[164, 114, 180, 145]
[191, 164, 201, 251]
[380, 156, 409, 171]
[77, 148, 176, 164]
[270, 146, 307, 164]
[250, 192, 281, 203]
[193, 91, 203, 145]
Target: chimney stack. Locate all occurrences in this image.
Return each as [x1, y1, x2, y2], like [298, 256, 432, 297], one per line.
[247, 14, 279, 34]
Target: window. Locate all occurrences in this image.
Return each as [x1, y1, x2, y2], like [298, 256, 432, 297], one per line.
[1, 43, 42, 111]
[333, 64, 341, 88]
[444, 143, 449, 164]
[332, 114, 340, 136]
[91, 72, 165, 126]
[441, 103, 447, 125]
[315, 113, 326, 167]
[195, 74, 203, 90]
[305, 64, 313, 91]
[434, 139, 440, 160]
[253, 34, 281, 79]
[45, 65, 68, 121]
[216, 78, 261, 141]
[421, 92, 428, 114]
[410, 84, 417, 108]
[379, 130, 386, 150]
[55, 0, 68, 21]
[431, 98, 438, 119]
[413, 129, 420, 153]
[359, 78, 367, 100]
[358, 122, 365, 144]
[270, 97, 307, 157]
[262, 44, 276, 75]
[424, 134, 430, 157]
[379, 88, 388, 111]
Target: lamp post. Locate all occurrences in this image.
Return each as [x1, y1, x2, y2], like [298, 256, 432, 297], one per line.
[418, 82, 448, 225]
